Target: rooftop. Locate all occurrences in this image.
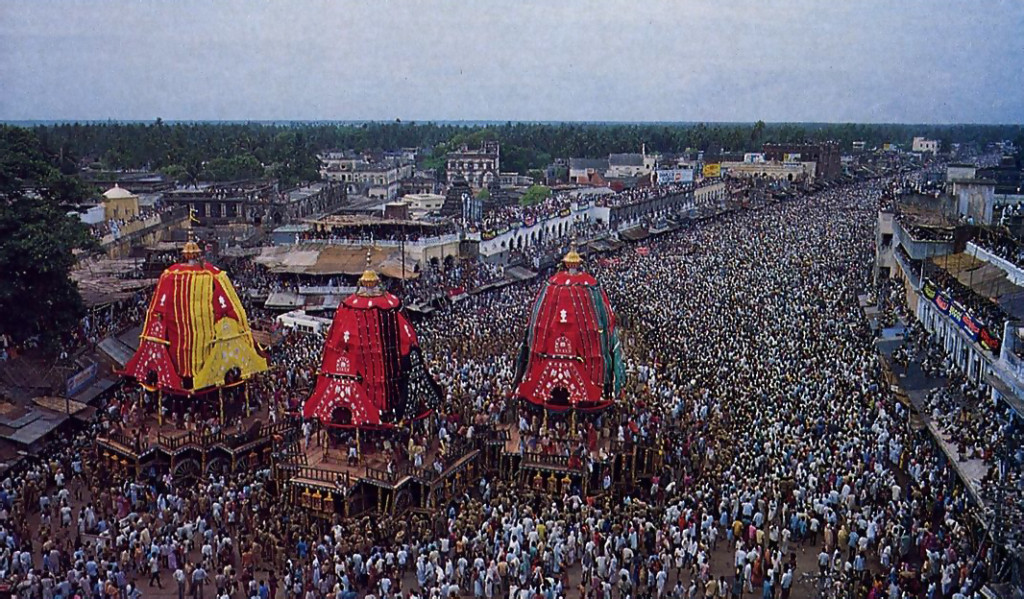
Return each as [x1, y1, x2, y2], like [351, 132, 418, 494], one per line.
[609, 153, 644, 167]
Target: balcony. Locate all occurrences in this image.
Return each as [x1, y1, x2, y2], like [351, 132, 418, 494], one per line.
[966, 242, 1024, 287]
[321, 233, 461, 248]
[892, 246, 922, 289]
[893, 219, 954, 261]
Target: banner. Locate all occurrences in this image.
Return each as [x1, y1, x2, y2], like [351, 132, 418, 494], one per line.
[559, 208, 571, 217]
[924, 279, 998, 352]
[66, 363, 98, 396]
[979, 328, 1001, 352]
[783, 153, 802, 162]
[702, 164, 721, 178]
[960, 310, 982, 341]
[481, 230, 497, 241]
[655, 168, 694, 185]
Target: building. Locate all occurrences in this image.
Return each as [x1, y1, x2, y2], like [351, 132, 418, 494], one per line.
[401, 193, 446, 216]
[102, 185, 140, 220]
[400, 170, 438, 196]
[721, 160, 816, 183]
[499, 172, 534, 188]
[568, 158, 610, 185]
[763, 142, 841, 180]
[446, 142, 500, 189]
[268, 182, 347, 225]
[606, 153, 648, 179]
[694, 181, 727, 206]
[912, 137, 940, 155]
[977, 159, 1024, 195]
[320, 157, 413, 201]
[83, 172, 175, 194]
[163, 180, 277, 225]
[946, 164, 977, 183]
[954, 180, 997, 225]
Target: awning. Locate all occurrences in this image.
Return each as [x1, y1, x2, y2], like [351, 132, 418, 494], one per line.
[406, 303, 436, 315]
[931, 253, 1024, 319]
[619, 227, 649, 242]
[33, 396, 90, 416]
[2, 410, 68, 447]
[506, 266, 538, 282]
[265, 292, 305, 310]
[71, 377, 116, 405]
[98, 336, 137, 369]
[587, 239, 621, 253]
[255, 244, 420, 279]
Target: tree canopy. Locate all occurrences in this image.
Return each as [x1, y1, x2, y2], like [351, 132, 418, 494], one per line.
[519, 184, 551, 207]
[0, 126, 97, 346]
[30, 120, 1024, 181]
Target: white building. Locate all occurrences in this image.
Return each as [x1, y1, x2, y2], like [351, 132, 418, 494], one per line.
[912, 137, 940, 155]
[319, 155, 414, 201]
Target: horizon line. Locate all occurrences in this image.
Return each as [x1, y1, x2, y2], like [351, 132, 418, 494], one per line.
[3, 119, 1023, 128]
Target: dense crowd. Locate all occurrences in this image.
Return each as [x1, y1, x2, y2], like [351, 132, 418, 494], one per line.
[972, 231, 1024, 270]
[1, 176, 1021, 599]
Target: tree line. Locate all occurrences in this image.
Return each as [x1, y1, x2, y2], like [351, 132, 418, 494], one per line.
[31, 121, 1024, 184]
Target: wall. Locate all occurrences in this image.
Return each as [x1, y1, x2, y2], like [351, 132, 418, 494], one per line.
[101, 209, 190, 259]
[104, 196, 139, 220]
[875, 210, 895, 282]
[955, 182, 995, 224]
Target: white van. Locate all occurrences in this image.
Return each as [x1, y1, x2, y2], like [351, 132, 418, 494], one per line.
[275, 310, 332, 335]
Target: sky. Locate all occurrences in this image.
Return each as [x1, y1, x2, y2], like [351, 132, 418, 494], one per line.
[1, 0, 1023, 124]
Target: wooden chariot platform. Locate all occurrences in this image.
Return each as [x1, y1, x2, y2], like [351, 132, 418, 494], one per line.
[95, 407, 666, 518]
[274, 420, 667, 519]
[95, 407, 289, 481]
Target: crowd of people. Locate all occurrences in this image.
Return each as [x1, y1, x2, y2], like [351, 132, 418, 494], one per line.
[1, 175, 1020, 599]
[972, 231, 1024, 271]
[90, 205, 175, 241]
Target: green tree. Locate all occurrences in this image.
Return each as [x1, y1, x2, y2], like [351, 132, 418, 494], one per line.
[519, 184, 551, 207]
[475, 187, 490, 202]
[0, 126, 97, 346]
[750, 120, 766, 149]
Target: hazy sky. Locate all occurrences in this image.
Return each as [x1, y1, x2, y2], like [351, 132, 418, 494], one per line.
[2, 0, 1022, 123]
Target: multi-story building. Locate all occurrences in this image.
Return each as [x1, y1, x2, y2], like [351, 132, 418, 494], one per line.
[270, 181, 347, 225]
[319, 153, 414, 201]
[400, 170, 438, 196]
[569, 158, 610, 184]
[163, 180, 277, 225]
[721, 160, 816, 183]
[446, 142, 500, 189]
[912, 137, 940, 155]
[763, 142, 841, 180]
[606, 153, 649, 179]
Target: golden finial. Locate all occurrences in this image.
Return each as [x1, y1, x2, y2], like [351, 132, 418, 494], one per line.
[357, 247, 381, 294]
[563, 236, 582, 270]
[182, 233, 202, 261]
